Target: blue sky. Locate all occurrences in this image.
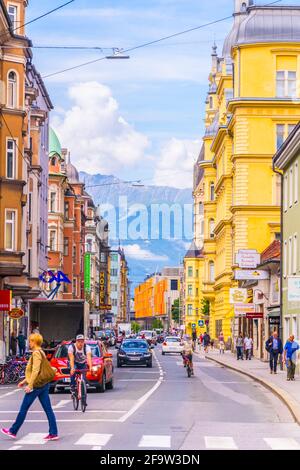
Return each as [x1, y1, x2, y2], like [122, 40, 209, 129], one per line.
[27, 0, 300, 188]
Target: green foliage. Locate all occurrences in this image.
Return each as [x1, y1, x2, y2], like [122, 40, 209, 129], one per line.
[171, 299, 180, 323]
[201, 298, 210, 316]
[152, 318, 164, 329]
[131, 322, 141, 334]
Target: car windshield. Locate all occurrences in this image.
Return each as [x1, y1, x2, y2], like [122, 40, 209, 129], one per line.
[123, 341, 148, 349]
[166, 337, 180, 342]
[55, 344, 101, 358]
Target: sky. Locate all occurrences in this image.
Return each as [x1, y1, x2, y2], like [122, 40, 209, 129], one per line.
[27, 0, 300, 189]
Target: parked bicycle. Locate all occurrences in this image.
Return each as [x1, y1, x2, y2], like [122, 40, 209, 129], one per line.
[72, 369, 88, 413]
[0, 357, 27, 385]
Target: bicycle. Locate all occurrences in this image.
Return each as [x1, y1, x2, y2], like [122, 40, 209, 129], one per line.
[71, 369, 89, 413]
[182, 354, 194, 378]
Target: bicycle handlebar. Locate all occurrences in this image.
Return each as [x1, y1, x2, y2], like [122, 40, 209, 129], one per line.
[74, 368, 90, 374]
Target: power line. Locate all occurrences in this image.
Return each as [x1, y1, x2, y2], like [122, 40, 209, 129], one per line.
[41, 0, 283, 80]
[0, 0, 75, 42]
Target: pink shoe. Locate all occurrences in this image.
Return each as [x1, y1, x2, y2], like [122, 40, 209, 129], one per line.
[44, 434, 59, 441]
[1, 428, 17, 439]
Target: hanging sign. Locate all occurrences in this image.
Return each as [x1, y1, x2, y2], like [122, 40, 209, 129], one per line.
[234, 270, 270, 281]
[0, 290, 11, 312]
[230, 288, 247, 304]
[236, 250, 260, 268]
[234, 303, 256, 316]
[288, 277, 300, 302]
[8, 308, 24, 320]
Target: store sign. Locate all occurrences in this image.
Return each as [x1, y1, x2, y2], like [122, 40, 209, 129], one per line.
[288, 277, 300, 302]
[8, 308, 24, 320]
[236, 250, 260, 269]
[269, 317, 280, 326]
[0, 290, 11, 311]
[246, 312, 263, 319]
[234, 303, 256, 316]
[84, 253, 91, 292]
[234, 270, 270, 281]
[230, 288, 247, 304]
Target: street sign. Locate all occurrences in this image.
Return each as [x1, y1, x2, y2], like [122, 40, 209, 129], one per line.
[0, 290, 11, 311]
[198, 320, 205, 327]
[234, 270, 270, 281]
[8, 308, 24, 320]
[234, 303, 256, 316]
[192, 323, 196, 328]
[235, 250, 260, 269]
[288, 277, 300, 302]
[230, 288, 247, 304]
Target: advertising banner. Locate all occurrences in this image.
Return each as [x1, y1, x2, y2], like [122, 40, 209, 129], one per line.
[288, 277, 300, 302]
[84, 253, 91, 292]
[0, 290, 11, 312]
[230, 288, 248, 304]
[234, 270, 270, 281]
[234, 303, 256, 316]
[235, 250, 260, 269]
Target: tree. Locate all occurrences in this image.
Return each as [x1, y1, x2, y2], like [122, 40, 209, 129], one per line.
[171, 299, 180, 323]
[152, 318, 163, 330]
[201, 298, 210, 316]
[131, 322, 141, 334]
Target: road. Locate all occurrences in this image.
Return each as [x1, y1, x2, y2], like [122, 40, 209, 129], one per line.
[0, 346, 299, 451]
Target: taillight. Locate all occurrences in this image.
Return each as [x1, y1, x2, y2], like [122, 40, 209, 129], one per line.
[163, 342, 167, 346]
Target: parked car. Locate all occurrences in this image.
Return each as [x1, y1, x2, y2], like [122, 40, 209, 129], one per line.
[117, 339, 153, 368]
[49, 340, 114, 393]
[162, 336, 184, 355]
[140, 330, 157, 346]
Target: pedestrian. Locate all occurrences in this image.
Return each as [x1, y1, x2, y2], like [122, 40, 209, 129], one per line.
[265, 331, 283, 374]
[203, 332, 211, 353]
[218, 331, 225, 354]
[283, 335, 300, 381]
[192, 329, 197, 351]
[17, 331, 26, 357]
[10, 331, 17, 357]
[236, 333, 244, 360]
[1, 333, 58, 441]
[244, 334, 253, 360]
[210, 338, 214, 350]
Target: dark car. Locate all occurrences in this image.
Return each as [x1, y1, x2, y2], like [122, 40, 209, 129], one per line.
[117, 339, 153, 368]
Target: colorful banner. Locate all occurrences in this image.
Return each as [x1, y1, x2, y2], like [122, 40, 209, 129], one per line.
[84, 253, 91, 292]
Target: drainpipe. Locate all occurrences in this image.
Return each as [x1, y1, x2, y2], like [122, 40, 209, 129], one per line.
[273, 162, 284, 371]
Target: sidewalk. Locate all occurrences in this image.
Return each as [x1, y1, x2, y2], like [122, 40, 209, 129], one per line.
[197, 349, 300, 425]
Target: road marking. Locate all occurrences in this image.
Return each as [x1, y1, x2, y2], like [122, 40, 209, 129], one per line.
[92, 446, 102, 450]
[205, 436, 238, 450]
[0, 389, 21, 399]
[16, 433, 47, 445]
[0, 409, 126, 414]
[0, 418, 119, 423]
[138, 435, 171, 448]
[75, 433, 112, 446]
[53, 400, 71, 409]
[118, 370, 159, 374]
[264, 438, 300, 450]
[118, 351, 163, 423]
[8, 445, 22, 451]
[118, 379, 159, 382]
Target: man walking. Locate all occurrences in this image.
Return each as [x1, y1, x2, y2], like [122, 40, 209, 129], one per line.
[244, 334, 253, 360]
[192, 329, 197, 351]
[236, 333, 244, 360]
[283, 335, 300, 381]
[10, 332, 17, 357]
[17, 331, 26, 357]
[203, 332, 211, 353]
[265, 331, 283, 374]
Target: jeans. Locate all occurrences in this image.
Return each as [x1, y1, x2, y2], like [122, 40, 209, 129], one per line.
[287, 359, 296, 380]
[270, 350, 279, 372]
[245, 349, 252, 360]
[237, 346, 243, 360]
[18, 345, 26, 356]
[10, 384, 58, 436]
[70, 362, 87, 392]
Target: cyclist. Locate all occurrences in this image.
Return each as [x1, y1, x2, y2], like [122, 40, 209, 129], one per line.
[68, 335, 92, 397]
[182, 335, 194, 375]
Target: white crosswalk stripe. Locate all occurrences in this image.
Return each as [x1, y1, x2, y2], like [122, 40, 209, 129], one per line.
[138, 435, 171, 448]
[205, 436, 238, 450]
[264, 438, 300, 450]
[74, 433, 112, 447]
[16, 433, 47, 445]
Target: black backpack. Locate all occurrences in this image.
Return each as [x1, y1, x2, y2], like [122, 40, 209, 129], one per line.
[71, 343, 87, 356]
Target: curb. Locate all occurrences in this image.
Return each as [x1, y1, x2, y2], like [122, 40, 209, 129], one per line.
[203, 354, 300, 425]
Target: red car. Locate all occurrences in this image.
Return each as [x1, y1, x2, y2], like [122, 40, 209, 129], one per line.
[49, 340, 114, 393]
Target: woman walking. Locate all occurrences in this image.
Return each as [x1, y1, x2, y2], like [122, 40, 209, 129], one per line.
[218, 331, 225, 354]
[1, 333, 58, 441]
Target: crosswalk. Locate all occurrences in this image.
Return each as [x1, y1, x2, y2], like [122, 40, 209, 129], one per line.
[2, 432, 300, 450]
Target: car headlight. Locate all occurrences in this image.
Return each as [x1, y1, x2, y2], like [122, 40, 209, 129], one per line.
[118, 353, 127, 357]
[91, 365, 101, 372]
[144, 353, 151, 357]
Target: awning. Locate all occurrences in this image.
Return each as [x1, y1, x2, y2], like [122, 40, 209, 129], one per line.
[266, 308, 280, 317]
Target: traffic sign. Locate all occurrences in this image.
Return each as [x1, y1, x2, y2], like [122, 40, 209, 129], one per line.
[198, 320, 204, 327]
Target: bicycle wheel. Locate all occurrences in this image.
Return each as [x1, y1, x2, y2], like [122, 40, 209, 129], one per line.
[187, 364, 191, 378]
[80, 380, 87, 413]
[72, 392, 79, 411]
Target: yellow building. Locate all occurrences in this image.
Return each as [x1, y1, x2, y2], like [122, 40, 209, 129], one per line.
[193, 1, 300, 342]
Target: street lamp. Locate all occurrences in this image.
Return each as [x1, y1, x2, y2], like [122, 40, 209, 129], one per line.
[106, 48, 130, 60]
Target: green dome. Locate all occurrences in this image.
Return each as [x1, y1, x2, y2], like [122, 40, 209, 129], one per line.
[49, 128, 62, 159]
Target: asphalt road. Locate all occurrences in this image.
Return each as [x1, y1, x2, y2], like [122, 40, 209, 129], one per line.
[0, 346, 299, 451]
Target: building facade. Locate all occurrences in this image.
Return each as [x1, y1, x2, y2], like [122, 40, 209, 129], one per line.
[193, 1, 300, 342]
[273, 122, 300, 344]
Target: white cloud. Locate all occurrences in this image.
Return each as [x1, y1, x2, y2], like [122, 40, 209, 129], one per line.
[53, 82, 149, 174]
[122, 244, 169, 261]
[153, 138, 200, 189]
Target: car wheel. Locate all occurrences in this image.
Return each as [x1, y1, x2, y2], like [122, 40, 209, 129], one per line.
[147, 361, 153, 368]
[162, 352, 165, 355]
[97, 372, 106, 393]
[117, 360, 122, 368]
[106, 376, 114, 390]
[49, 385, 55, 394]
